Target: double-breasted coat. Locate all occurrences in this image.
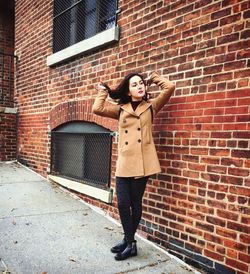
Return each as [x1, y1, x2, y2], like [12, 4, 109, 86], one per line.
[92, 72, 175, 177]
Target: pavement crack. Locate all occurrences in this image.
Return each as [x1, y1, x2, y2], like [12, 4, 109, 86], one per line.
[114, 259, 169, 274]
[0, 209, 90, 220]
[0, 258, 11, 274]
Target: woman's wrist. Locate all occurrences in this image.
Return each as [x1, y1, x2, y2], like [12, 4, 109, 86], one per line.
[97, 83, 108, 93]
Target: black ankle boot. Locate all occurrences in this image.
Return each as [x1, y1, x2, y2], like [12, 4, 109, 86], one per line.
[114, 241, 137, 261]
[110, 238, 127, 253]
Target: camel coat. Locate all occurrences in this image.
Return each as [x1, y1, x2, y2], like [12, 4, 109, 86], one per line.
[92, 72, 175, 177]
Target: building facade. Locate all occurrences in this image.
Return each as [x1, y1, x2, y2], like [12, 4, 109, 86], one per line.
[0, 0, 17, 161]
[8, 0, 250, 273]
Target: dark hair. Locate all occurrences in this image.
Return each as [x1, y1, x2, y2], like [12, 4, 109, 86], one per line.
[102, 73, 148, 104]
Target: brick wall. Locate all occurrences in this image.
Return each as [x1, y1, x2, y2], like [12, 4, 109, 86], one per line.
[0, 111, 17, 161]
[15, 0, 250, 273]
[0, 2, 15, 107]
[0, 1, 17, 161]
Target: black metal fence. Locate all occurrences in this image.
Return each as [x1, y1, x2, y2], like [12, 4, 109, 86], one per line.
[0, 52, 17, 106]
[53, 0, 118, 53]
[51, 132, 113, 189]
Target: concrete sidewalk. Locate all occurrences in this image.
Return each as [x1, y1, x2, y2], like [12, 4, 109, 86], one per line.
[0, 162, 199, 274]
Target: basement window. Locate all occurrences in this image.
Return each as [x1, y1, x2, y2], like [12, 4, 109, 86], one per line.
[50, 121, 113, 190]
[47, 0, 119, 66]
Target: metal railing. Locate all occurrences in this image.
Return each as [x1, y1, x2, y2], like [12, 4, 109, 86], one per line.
[51, 132, 113, 189]
[0, 52, 17, 107]
[53, 0, 118, 53]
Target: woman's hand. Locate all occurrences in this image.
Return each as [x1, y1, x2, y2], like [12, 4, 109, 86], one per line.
[96, 82, 108, 92]
[145, 77, 153, 87]
[145, 71, 158, 86]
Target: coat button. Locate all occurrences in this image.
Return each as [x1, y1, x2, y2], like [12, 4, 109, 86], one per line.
[125, 141, 128, 145]
[138, 139, 141, 143]
[137, 128, 141, 131]
[125, 130, 128, 133]
[137, 117, 140, 119]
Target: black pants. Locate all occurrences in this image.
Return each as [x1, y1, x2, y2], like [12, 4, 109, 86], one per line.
[116, 176, 148, 243]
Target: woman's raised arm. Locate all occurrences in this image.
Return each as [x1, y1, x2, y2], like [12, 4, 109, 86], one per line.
[149, 72, 175, 114]
[92, 83, 120, 120]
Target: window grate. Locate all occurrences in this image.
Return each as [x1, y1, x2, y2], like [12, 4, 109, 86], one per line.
[51, 131, 113, 189]
[53, 0, 118, 53]
[0, 52, 17, 106]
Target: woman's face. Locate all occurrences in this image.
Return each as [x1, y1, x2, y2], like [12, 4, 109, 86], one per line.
[128, 75, 146, 101]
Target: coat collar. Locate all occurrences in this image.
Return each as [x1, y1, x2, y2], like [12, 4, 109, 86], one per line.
[121, 100, 152, 116]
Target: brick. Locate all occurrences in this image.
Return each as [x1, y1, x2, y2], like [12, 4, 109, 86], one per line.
[207, 165, 227, 174]
[243, 9, 250, 19]
[204, 249, 224, 262]
[212, 72, 233, 82]
[218, 33, 240, 45]
[212, 7, 231, 20]
[228, 167, 249, 177]
[237, 115, 250, 122]
[240, 234, 250, 244]
[206, 216, 226, 227]
[207, 199, 227, 210]
[229, 40, 250, 52]
[204, 233, 223, 244]
[216, 227, 237, 239]
[201, 172, 220, 182]
[221, 175, 243, 185]
[241, 216, 250, 225]
[239, 253, 250, 264]
[221, 158, 243, 167]
[220, 13, 241, 26]
[217, 209, 239, 221]
[226, 258, 249, 272]
[235, 69, 250, 78]
[215, 52, 236, 64]
[210, 149, 230, 156]
[229, 186, 250, 196]
[227, 221, 249, 234]
[231, 149, 250, 159]
[233, 131, 250, 138]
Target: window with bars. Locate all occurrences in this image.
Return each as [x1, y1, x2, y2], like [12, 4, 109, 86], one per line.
[53, 0, 118, 53]
[0, 52, 17, 107]
[51, 122, 113, 189]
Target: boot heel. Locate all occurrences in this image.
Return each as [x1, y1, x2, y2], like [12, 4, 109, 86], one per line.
[114, 241, 137, 261]
[111, 238, 127, 253]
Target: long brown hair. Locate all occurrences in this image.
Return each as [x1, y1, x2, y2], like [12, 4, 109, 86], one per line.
[102, 73, 148, 104]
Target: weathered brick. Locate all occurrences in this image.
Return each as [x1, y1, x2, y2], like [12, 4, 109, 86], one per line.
[221, 157, 243, 167]
[227, 221, 249, 234]
[231, 149, 250, 159]
[226, 258, 249, 272]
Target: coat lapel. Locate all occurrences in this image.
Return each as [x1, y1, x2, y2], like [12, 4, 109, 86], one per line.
[135, 101, 152, 116]
[120, 102, 135, 116]
[121, 101, 152, 116]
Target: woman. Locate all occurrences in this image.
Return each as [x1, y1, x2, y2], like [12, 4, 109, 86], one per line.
[92, 71, 175, 261]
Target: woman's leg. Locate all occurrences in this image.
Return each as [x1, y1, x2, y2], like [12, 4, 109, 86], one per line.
[116, 177, 134, 243]
[130, 176, 148, 237]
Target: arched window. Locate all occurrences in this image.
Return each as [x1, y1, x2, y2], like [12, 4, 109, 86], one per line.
[51, 121, 113, 189]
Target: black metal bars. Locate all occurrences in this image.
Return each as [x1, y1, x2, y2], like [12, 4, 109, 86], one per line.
[51, 131, 113, 189]
[53, 0, 118, 53]
[0, 52, 17, 106]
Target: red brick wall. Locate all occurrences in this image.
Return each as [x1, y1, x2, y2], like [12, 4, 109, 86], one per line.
[0, 1, 16, 161]
[0, 2, 15, 107]
[15, 0, 250, 273]
[0, 112, 17, 160]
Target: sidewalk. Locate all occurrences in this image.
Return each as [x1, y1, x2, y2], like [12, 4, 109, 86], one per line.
[0, 162, 199, 274]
